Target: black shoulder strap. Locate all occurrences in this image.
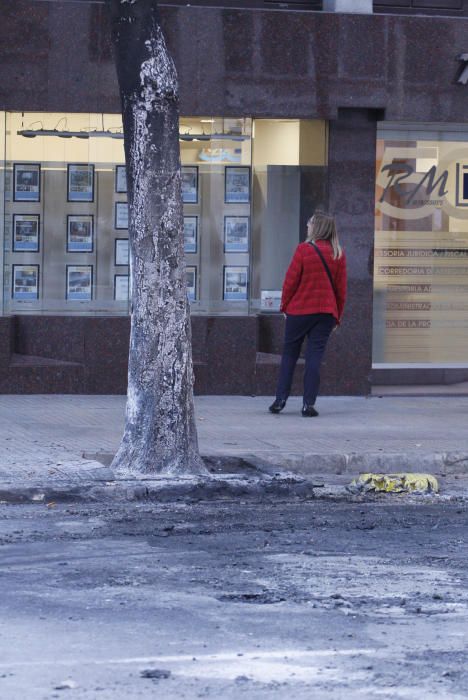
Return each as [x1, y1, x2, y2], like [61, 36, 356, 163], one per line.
[308, 241, 337, 299]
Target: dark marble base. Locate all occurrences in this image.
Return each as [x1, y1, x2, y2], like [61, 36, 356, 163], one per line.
[257, 307, 371, 396]
[1, 312, 464, 395]
[255, 351, 305, 398]
[0, 313, 370, 396]
[371, 368, 468, 386]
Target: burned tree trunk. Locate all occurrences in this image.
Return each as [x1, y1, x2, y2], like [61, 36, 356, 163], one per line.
[109, 0, 206, 475]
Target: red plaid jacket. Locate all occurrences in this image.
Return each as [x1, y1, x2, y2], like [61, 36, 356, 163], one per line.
[280, 241, 347, 322]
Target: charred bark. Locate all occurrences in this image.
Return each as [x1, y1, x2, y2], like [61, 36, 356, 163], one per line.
[109, 0, 206, 475]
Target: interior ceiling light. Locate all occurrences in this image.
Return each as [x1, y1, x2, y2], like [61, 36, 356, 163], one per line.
[17, 129, 115, 139]
[212, 133, 249, 141]
[179, 133, 210, 141]
[18, 129, 250, 141]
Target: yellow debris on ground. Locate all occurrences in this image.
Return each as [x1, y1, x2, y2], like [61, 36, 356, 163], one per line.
[347, 473, 439, 495]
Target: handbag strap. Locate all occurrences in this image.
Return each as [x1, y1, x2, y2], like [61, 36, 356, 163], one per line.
[308, 241, 337, 299]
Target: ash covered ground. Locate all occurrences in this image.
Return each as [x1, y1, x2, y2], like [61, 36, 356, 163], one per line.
[0, 495, 467, 699]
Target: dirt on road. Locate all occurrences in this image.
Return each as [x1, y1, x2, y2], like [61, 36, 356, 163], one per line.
[0, 495, 467, 699]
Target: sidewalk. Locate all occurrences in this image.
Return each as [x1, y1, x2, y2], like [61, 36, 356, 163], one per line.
[1, 395, 468, 502]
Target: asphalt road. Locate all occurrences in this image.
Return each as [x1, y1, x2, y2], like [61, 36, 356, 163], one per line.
[1, 496, 468, 699]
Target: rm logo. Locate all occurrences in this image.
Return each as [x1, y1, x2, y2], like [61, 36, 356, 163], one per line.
[456, 54, 468, 85]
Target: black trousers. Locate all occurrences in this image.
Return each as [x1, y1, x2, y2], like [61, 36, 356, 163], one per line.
[275, 313, 336, 406]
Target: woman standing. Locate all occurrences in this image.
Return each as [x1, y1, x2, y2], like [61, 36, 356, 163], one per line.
[269, 211, 347, 417]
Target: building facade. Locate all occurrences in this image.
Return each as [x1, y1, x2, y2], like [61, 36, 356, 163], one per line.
[1, 0, 467, 394]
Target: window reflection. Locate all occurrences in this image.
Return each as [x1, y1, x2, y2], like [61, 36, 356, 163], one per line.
[373, 124, 468, 366]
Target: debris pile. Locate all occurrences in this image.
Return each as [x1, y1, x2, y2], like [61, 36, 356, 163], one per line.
[347, 473, 439, 495]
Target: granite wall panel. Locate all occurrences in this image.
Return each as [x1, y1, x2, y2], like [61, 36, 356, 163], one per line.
[82, 317, 130, 394]
[193, 361, 209, 395]
[83, 317, 130, 368]
[191, 316, 209, 364]
[205, 316, 257, 395]
[14, 317, 86, 363]
[257, 314, 285, 357]
[4, 310, 464, 395]
[0, 315, 263, 395]
[83, 364, 128, 395]
[0, 318, 14, 361]
[0, 361, 85, 394]
[0, 2, 466, 122]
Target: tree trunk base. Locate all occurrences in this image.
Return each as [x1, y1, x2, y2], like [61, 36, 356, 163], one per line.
[111, 446, 209, 478]
[110, 1, 204, 477]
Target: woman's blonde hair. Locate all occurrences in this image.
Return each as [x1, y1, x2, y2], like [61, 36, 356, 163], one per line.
[306, 210, 342, 259]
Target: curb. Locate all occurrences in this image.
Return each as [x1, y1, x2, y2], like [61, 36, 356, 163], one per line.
[244, 452, 468, 476]
[84, 451, 468, 476]
[0, 473, 320, 505]
[2, 452, 468, 505]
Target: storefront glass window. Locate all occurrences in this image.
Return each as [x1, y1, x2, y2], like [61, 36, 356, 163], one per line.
[250, 119, 328, 312]
[373, 123, 468, 366]
[179, 116, 252, 313]
[0, 111, 5, 308]
[3, 112, 130, 315]
[1, 112, 327, 316]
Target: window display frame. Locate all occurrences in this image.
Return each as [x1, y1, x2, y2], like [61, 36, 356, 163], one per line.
[12, 264, 40, 300]
[181, 166, 198, 204]
[224, 215, 250, 253]
[115, 165, 127, 194]
[186, 265, 197, 302]
[115, 202, 129, 230]
[13, 163, 41, 203]
[12, 214, 40, 252]
[66, 264, 93, 301]
[223, 265, 249, 301]
[114, 274, 129, 301]
[66, 214, 94, 253]
[67, 163, 95, 203]
[224, 166, 250, 204]
[260, 290, 282, 311]
[115, 238, 129, 266]
[183, 215, 198, 254]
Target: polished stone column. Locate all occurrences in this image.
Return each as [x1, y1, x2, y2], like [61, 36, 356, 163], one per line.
[322, 108, 380, 395]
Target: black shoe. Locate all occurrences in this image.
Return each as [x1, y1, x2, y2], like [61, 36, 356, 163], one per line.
[302, 404, 319, 417]
[269, 399, 286, 414]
